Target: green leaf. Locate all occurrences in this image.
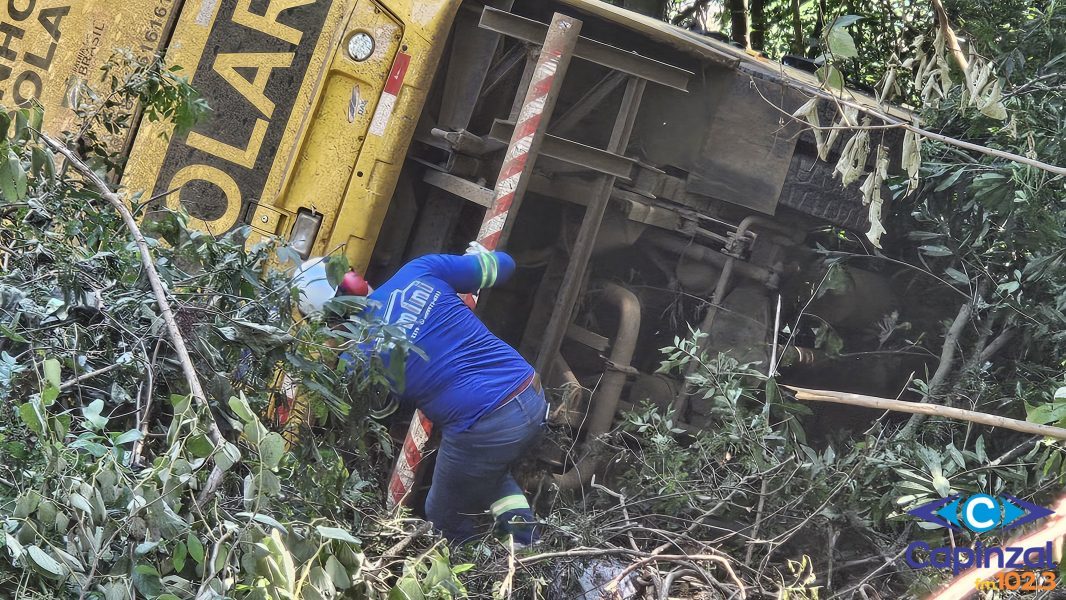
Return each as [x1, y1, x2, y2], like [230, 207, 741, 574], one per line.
[69, 492, 93, 514]
[235, 511, 287, 533]
[14, 490, 41, 518]
[82, 399, 109, 430]
[132, 564, 163, 596]
[27, 545, 65, 579]
[325, 555, 351, 589]
[816, 65, 844, 90]
[69, 438, 108, 458]
[186, 433, 215, 458]
[932, 473, 951, 497]
[213, 441, 241, 471]
[187, 533, 205, 565]
[830, 14, 863, 28]
[173, 541, 187, 572]
[826, 27, 858, 58]
[228, 394, 256, 423]
[389, 577, 425, 600]
[114, 429, 143, 445]
[43, 358, 61, 388]
[1027, 402, 1066, 425]
[919, 245, 953, 257]
[0, 148, 19, 202]
[18, 402, 45, 436]
[40, 385, 58, 407]
[135, 541, 160, 555]
[258, 470, 282, 496]
[326, 253, 351, 288]
[944, 267, 969, 285]
[996, 280, 1020, 294]
[316, 526, 359, 544]
[259, 432, 285, 470]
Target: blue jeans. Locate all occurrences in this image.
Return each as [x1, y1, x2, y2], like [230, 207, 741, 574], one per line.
[425, 384, 547, 543]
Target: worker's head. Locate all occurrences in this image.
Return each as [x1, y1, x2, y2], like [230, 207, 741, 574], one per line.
[291, 258, 371, 316]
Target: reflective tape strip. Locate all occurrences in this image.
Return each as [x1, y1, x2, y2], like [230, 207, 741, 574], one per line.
[491, 494, 531, 517]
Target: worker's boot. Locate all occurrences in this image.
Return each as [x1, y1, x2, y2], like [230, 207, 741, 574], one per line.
[491, 494, 540, 547]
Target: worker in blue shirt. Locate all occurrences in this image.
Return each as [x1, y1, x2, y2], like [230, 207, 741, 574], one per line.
[296, 245, 545, 545]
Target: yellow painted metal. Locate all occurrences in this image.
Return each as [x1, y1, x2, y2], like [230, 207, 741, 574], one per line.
[0, 0, 175, 142]
[304, 0, 462, 272]
[123, 0, 461, 274]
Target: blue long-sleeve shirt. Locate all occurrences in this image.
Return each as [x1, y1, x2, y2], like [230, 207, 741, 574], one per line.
[363, 253, 534, 433]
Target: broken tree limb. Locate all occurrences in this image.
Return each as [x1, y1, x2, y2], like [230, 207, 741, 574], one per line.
[39, 133, 225, 454]
[901, 297, 974, 437]
[785, 385, 1066, 440]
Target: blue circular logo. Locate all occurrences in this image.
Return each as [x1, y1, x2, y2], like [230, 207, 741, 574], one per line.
[960, 494, 1001, 532]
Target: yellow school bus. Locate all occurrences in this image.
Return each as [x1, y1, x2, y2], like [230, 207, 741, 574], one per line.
[8, 0, 907, 465]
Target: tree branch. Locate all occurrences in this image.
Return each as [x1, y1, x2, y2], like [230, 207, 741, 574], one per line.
[897, 296, 971, 436]
[39, 133, 224, 448]
[929, 0, 969, 77]
[786, 386, 1066, 440]
[790, 0, 804, 55]
[977, 328, 1015, 364]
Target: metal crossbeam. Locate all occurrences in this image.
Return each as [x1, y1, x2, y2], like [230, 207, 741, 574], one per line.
[488, 119, 635, 180]
[480, 7, 692, 92]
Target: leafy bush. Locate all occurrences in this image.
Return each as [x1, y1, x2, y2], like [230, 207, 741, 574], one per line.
[0, 55, 467, 600]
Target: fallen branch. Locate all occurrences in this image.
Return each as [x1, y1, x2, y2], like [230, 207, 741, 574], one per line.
[786, 385, 1066, 440]
[39, 133, 226, 501]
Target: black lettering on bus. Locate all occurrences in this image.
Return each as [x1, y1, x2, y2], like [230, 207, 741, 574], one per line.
[0, 22, 24, 62]
[7, 0, 35, 21]
[152, 0, 330, 231]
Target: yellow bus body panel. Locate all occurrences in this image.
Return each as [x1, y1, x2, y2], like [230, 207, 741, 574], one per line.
[123, 0, 461, 273]
[0, 0, 173, 140]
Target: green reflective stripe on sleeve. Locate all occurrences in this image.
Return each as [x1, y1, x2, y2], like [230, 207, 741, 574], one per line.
[491, 494, 530, 517]
[476, 252, 491, 289]
[484, 252, 499, 287]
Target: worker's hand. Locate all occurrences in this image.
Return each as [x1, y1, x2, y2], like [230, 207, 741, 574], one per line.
[465, 241, 490, 256]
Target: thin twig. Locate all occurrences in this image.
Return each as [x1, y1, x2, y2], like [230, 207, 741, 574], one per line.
[58, 362, 123, 391]
[605, 552, 747, 599]
[591, 477, 640, 552]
